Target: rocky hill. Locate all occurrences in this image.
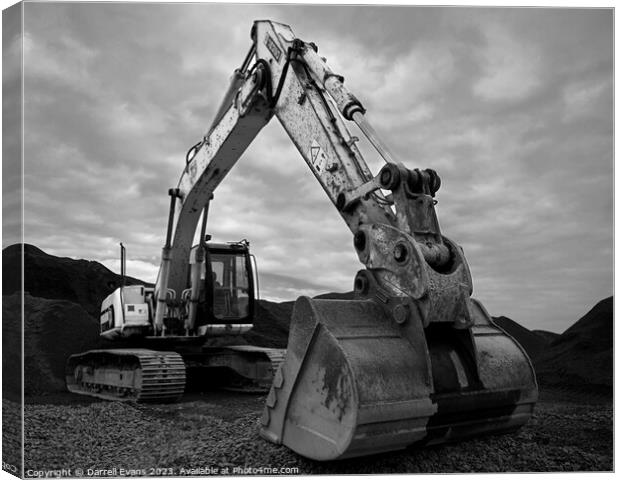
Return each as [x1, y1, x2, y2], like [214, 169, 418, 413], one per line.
[492, 316, 549, 359]
[3, 244, 132, 397]
[533, 297, 613, 392]
[3, 293, 99, 396]
[3, 244, 145, 318]
[243, 299, 293, 348]
[532, 329, 561, 343]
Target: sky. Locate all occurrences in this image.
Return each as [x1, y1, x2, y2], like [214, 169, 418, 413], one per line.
[2, 3, 613, 333]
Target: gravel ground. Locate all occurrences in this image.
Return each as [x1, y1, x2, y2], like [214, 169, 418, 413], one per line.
[16, 387, 613, 476]
[2, 399, 23, 474]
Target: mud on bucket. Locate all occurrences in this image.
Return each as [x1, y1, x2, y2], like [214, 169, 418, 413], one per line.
[259, 296, 437, 461]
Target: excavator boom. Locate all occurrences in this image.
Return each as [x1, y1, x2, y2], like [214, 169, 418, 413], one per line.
[158, 21, 397, 309]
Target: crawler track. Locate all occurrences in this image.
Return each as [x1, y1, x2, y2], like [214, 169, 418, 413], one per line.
[223, 345, 286, 376]
[264, 348, 286, 375]
[66, 349, 186, 402]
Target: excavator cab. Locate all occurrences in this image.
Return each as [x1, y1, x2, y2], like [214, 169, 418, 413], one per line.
[189, 240, 257, 331]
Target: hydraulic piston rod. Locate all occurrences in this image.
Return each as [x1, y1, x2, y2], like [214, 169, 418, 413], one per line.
[154, 188, 181, 333]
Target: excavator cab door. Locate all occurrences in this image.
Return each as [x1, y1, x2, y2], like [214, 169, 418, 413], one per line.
[209, 250, 251, 321]
[191, 242, 256, 328]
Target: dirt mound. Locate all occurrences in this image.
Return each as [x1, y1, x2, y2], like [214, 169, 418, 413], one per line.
[533, 330, 561, 343]
[2, 244, 138, 397]
[3, 293, 23, 398]
[242, 299, 294, 348]
[3, 243, 146, 317]
[314, 291, 356, 300]
[243, 292, 354, 347]
[25, 294, 100, 395]
[492, 316, 550, 359]
[4, 293, 100, 396]
[553, 296, 612, 347]
[533, 297, 613, 392]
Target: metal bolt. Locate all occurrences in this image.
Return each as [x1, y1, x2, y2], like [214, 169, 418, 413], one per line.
[379, 164, 400, 190]
[336, 192, 346, 211]
[393, 304, 409, 324]
[353, 230, 367, 252]
[393, 243, 408, 263]
[354, 274, 369, 295]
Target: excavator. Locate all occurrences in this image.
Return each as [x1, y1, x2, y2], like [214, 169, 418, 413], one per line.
[66, 20, 537, 461]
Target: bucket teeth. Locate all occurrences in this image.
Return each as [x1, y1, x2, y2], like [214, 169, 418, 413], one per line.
[265, 388, 277, 408]
[273, 365, 284, 389]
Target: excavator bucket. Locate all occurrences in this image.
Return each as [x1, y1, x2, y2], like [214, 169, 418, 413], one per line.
[260, 296, 537, 461]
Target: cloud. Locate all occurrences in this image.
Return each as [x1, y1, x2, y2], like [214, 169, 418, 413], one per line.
[14, 5, 612, 334]
[562, 77, 612, 122]
[472, 23, 543, 102]
[100, 258, 160, 285]
[3, 7, 24, 247]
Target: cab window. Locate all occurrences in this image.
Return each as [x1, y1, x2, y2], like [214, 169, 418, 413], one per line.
[210, 253, 250, 320]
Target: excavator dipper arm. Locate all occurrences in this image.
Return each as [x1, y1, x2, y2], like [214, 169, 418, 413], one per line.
[155, 20, 537, 461]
